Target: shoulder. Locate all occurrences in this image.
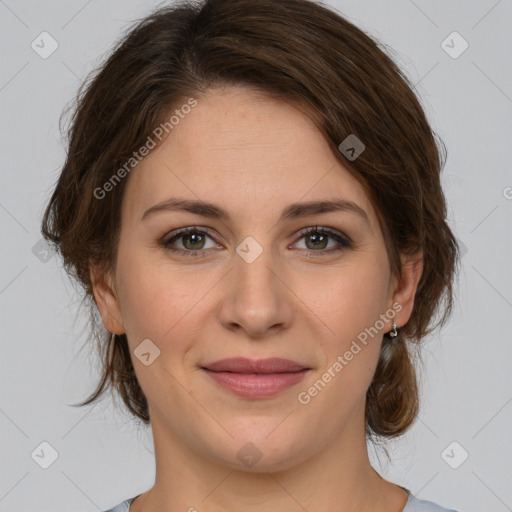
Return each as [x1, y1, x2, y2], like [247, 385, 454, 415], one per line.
[402, 488, 459, 512]
[102, 496, 138, 512]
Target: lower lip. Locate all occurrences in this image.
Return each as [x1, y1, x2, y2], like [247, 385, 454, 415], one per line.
[202, 369, 309, 398]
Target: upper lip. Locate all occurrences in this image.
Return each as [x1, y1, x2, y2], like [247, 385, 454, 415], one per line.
[202, 357, 309, 374]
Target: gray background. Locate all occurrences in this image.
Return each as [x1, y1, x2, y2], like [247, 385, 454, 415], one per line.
[1, 0, 511, 511]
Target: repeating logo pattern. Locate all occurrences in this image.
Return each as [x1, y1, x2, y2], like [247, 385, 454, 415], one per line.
[1, 2, 510, 511]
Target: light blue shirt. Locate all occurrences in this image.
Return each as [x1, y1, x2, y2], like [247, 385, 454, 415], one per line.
[103, 487, 459, 511]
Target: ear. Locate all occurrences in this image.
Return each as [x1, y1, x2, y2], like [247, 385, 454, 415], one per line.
[389, 248, 423, 329]
[89, 261, 125, 335]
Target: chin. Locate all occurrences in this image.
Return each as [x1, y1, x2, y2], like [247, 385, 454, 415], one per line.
[206, 420, 313, 473]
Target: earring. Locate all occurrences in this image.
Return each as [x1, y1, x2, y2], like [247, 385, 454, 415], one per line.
[389, 321, 398, 337]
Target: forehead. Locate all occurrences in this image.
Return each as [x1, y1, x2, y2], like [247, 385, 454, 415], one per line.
[121, 86, 376, 229]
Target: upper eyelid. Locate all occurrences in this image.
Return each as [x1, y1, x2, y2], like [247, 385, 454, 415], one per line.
[164, 226, 219, 243]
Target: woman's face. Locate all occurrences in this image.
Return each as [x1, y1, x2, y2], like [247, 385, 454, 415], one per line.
[92, 85, 421, 472]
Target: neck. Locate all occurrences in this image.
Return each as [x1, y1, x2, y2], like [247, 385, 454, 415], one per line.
[131, 405, 408, 512]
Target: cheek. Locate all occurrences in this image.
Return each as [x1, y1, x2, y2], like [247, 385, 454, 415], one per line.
[115, 246, 211, 348]
[114, 252, 202, 399]
[307, 258, 389, 381]
[311, 258, 390, 337]
[114, 243, 170, 339]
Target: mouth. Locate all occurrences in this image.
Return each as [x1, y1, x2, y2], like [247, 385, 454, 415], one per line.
[200, 357, 311, 399]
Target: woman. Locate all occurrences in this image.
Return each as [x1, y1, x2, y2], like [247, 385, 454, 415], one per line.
[41, 0, 460, 510]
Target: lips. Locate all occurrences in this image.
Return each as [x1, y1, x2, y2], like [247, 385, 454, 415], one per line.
[201, 357, 311, 399]
[202, 357, 308, 373]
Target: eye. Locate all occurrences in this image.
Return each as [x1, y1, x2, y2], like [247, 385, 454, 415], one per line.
[161, 227, 219, 257]
[292, 225, 352, 255]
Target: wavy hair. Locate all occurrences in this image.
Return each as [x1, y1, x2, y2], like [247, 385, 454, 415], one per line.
[41, 0, 460, 442]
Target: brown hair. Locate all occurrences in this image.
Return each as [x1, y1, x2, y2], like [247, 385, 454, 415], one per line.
[41, 0, 460, 441]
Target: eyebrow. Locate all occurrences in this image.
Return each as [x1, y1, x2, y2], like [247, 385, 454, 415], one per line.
[141, 197, 370, 226]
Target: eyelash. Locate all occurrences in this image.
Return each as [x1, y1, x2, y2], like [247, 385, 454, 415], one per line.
[161, 225, 352, 258]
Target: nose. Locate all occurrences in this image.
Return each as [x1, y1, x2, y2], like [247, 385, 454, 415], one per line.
[216, 243, 295, 339]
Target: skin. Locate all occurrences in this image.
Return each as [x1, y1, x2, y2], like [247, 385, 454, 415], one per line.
[91, 85, 423, 512]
